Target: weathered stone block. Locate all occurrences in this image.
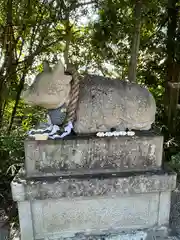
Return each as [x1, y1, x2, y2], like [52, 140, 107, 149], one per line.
[11, 168, 176, 201]
[24, 133, 163, 177]
[27, 193, 169, 239]
[11, 169, 176, 240]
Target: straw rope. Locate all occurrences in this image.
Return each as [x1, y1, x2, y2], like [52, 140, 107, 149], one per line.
[66, 64, 81, 123]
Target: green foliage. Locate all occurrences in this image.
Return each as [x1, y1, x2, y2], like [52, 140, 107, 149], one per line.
[1, 0, 180, 224]
[0, 133, 24, 180]
[0, 131, 24, 230]
[169, 152, 180, 175]
[90, 0, 168, 81]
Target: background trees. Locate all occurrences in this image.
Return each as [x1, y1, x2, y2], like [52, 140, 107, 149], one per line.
[0, 0, 177, 134]
[1, 0, 180, 232]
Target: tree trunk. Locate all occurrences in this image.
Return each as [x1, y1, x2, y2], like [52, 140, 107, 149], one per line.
[128, 0, 142, 83]
[7, 74, 26, 134]
[165, 0, 178, 134]
[0, 0, 16, 128]
[63, 17, 71, 68]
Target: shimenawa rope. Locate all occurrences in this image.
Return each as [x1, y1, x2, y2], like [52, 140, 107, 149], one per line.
[65, 64, 80, 124]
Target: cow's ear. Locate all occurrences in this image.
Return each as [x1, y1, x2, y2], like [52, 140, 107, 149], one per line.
[43, 61, 52, 72]
[53, 60, 72, 84]
[53, 60, 65, 76]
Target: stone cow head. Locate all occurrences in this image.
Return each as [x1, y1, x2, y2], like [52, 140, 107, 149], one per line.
[21, 61, 72, 109]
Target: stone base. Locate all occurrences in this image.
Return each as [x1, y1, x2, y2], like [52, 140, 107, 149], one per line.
[9, 228, 180, 240]
[30, 227, 179, 240]
[11, 169, 176, 240]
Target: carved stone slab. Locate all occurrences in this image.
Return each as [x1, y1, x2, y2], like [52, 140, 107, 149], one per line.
[24, 133, 163, 177]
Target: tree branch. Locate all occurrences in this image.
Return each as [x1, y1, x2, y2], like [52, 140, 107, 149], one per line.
[73, 0, 97, 9]
[18, 35, 64, 66]
[128, 0, 142, 82]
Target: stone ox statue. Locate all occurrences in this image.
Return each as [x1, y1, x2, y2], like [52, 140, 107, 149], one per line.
[21, 61, 156, 134]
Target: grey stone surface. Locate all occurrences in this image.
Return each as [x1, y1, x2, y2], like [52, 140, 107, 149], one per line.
[74, 75, 156, 133]
[21, 61, 156, 133]
[15, 192, 171, 240]
[17, 201, 34, 240]
[11, 169, 177, 240]
[45, 236, 180, 240]
[24, 134, 163, 177]
[42, 228, 180, 240]
[11, 168, 176, 201]
[10, 232, 180, 240]
[21, 61, 72, 110]
[7, 226, 180, 240]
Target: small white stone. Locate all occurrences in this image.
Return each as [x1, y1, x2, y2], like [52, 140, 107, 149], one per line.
[113, 131, 119, 136]
[105, 132, 112, 137]
[120, 131, 127, 136]
[96, 132, 105, 137]
[127, 131, 135, 136]
[109, 132, 114, 136]
[100, 132, 105, 137]
[115, 132, 121, 136]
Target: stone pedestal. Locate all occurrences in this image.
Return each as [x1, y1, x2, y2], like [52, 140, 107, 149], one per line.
[24, 133, 163, 176]
[11, 132, 177, 240]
